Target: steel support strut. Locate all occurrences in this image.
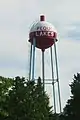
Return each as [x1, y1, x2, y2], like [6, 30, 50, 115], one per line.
[42, 50, 45, 91]
[32, 38, 36, 80]
[54, 40, 62, 113]
[50, 46, 56, 113]
[29, 44, 32, 81]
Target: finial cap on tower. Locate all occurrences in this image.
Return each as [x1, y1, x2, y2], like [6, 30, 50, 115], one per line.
[40, 15, 45, 21]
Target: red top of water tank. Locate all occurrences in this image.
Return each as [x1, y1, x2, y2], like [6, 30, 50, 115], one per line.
[40, 15, 45, 21]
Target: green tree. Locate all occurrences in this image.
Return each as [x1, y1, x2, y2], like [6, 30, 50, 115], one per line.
[6, 76, 28, 120]
[62, 73, 80, 120]
[0, 76, 13, 119]
[4, 76, 53, 120]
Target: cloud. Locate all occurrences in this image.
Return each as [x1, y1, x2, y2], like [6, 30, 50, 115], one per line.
[66, 23, 80, 40]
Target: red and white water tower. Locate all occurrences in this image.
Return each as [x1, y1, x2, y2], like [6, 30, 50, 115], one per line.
[28, 15, 61, 113]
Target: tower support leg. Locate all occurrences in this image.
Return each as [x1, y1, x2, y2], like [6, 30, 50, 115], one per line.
[32, 38, 36, 81]
[29, 44, 32, 81]
[50, 46, 56, 113]
[42, 50, 45, 91]
[54, 40, 62, 113]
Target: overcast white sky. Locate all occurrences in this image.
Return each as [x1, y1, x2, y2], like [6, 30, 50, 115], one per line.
[0, 0, 80, 112]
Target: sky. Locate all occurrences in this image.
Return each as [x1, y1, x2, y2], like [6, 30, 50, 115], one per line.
[0, 0, 80, 112]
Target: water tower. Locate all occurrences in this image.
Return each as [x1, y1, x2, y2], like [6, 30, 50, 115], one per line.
[28, 15, 61, 113]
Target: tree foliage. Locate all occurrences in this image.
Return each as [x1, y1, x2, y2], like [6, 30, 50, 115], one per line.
[0, 76, 54, 120]
[61, 73, 80, 120]
[0, 76, 13, 119]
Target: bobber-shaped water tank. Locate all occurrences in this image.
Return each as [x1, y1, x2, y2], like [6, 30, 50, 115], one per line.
[29, 15, 58, 50]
